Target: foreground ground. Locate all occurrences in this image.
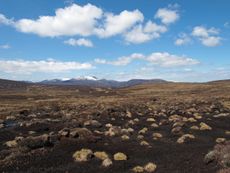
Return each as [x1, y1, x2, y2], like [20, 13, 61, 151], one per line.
[0, 81, 230, 173]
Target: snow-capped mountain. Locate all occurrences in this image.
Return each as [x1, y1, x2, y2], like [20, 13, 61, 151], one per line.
[39, 76, 167, 88]
[76, 76, 98, 81]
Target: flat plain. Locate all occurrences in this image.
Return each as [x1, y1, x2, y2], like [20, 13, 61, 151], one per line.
[0, 79, 230, 173]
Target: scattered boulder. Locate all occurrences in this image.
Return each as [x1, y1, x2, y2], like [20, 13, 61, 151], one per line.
[146, 118, 156, 122]
[225, 131, 230, 135]
[126, 110, 132, 118]
[151, 123, 159, 128]
[132, 166, 144, 173]
[5, 140, 17, 148]
[177, 134, 195, 144]
[190, 125, 199, 130]
[113, 152, 127, 161]
[204, 150, 217, 164]
[216, 138, 226, 144]
[140, 140, 150, 146]
[200, 122, 212, 131]
[69, 128, 93, 139]
[144, 162, 157, 172]
[102, 158, 113, 167]
[19, 134, 53, 149]
[152, 133, 163, 140]
[139, 128, 148, 135]
[187, 117, 197, 123]
[73, 149, 93, 162]
[121, 135, 130, 141]
[171, 126, 183, 136]
[84, 120, 102, 128]
[94, 151, 109, 160]
[137, 135, 144, 140]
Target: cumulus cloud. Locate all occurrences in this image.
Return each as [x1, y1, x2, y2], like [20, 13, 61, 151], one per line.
[192, 26, 221, 47]
[15, 4, 103, 37]
[145, 52, 199, 67]
[0, 59, 93, 74]
[0, 44, 11, 49]
[64, 38, 93, 47]
[0, 14, 14, 25]
[0, 3, 180, 44]
[95, 53, 144, 66]
[175, 33, 191, 46]
[95, 10, 144, 38]
[155, 8, 179, 24]
[95, 52, 199, 67]
[124, 21, 167, 44]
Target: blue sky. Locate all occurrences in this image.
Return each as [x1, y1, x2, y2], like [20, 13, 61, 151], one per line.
[0, 0, 229, 82]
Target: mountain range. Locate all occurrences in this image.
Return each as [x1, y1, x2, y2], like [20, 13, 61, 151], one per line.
[39, 76, 167, 88]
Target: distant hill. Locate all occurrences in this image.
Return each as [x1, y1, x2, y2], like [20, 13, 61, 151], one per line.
[39, 77, 167, 88]
[0, 78, 30, 90]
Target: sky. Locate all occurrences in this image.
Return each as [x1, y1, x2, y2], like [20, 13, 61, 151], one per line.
[0, 0, 229, 82]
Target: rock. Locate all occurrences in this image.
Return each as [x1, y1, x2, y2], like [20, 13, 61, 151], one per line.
[121, 135, 130, 141]
[187, 117, 197, 123]
[127, 128, 134, 133]
[58, 128, 70, 137]
[94, 151, 109, 160]
[140, 140, 150, 146]
[5, 140, 17, 148]
[152, 133, 163, 140]
[73, 149, 93, 162]
[194, 114, 202, 119]
[190, 125, 199, 130]
[6, 115, 16, 120]
[171, 126, 183, 135]
[147, 118, 156, 122]
[204, 150, 217, 164]
[177, 134, 195, 144]
[225, 131, 230, 135]
[172, 121, 184, 128]
[126, 110, 132, 118]
[113, 152, 127, 161]
[134, 118, 139, 122]
[132, 166, 144, 173]
[84, 120, 102, 128]
[105, 126, 121, 137]
[144, 162, 157, 172]
[213, 113, 229, 118]
[138, 128, 148, 135]
[19, 134, 53, 149]
[137, 135, 144, 140]
[102, 158, 113, 167]
[216, 138, 226, 143]
[169, 115, 182, 122]
[200, 122, 212, 130]
[105, 123, 113, 128]
[69, 128, 93, 139]
[151, 123, 159, 128]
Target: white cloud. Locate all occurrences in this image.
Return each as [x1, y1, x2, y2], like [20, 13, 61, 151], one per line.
[95, 52, 199, 67]
[15, 4, 103, 37]
[0, 44, 11, 49]
[201, 36, 221, 47]
[192, 26, 221, 47]
[155, 8, 179, 25]
[224, 22, 230, 28]
[124, 21, 167, 44]
[146, 52, 199, 67]
[64, 38, 93, 47]
[0, 4, 179, 44]
[175, 33, 191, 46]
[0, 59, 93, 74]
[95, 10, 144, 38]
[0, 14, 14, 25]
[95, 53, 144, 66]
